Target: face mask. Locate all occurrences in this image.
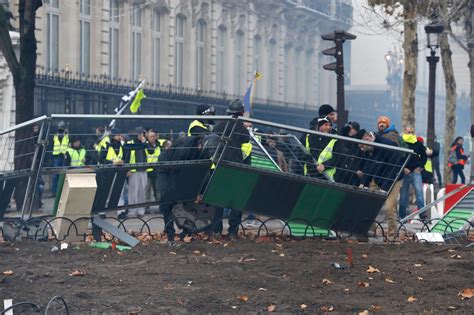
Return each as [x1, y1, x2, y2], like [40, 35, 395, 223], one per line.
[402, 134, 417, 144]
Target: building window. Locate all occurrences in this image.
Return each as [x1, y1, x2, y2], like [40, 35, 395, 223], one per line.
[131, 3, 142, 80]
[196, 20, 206, 90]
[253, 36, 262, 98]
[283, 46, 290, 102]
[175, 14, 185, 87]
[234, 31, 244, 94]
[46, 1, 59, 71]
[108, 0, 119, 78]
[268, 40, 277, 99]
[79, 0, 91, 74]
[152, 10, 161, 85]
[305, 51, 313, 104]
[217, 26, 226, 93]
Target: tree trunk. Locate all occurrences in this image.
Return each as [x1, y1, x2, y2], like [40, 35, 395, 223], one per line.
[440, 31, 458, 186]
[401, 2, 418, 129]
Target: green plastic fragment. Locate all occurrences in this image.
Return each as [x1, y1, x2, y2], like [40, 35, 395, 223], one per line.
[89, 242, 132, 251]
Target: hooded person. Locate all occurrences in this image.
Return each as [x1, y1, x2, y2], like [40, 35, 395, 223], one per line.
[375, 116, 404, 147]
[318, 104, 337, 133]
[188, 104, 215, 136]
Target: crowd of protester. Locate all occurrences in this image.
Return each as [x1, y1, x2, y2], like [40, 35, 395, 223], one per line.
[44, 100, 469, 242]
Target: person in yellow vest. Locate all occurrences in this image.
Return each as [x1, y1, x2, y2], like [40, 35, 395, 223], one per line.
[416, 136, 434, 185]
[65, 137, 86, 167]
[98, 128, 123, 165]
[123, 127, 148, 217]
[188, 104, 215, 136]
[93, 126, 110, 164]
[51, 121, 69, 196]
[145, 128, 161, 212]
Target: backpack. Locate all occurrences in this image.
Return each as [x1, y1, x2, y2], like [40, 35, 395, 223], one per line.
[448, 147, 458, 164]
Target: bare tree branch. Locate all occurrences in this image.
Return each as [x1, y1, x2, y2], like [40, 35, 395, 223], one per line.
[0, 4, 20, 81]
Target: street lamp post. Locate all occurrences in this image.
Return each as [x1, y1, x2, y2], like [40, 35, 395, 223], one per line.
[424, 23, 443, 149]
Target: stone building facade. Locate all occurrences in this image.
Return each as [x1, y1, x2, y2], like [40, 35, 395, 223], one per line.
[1, 0, 352, 126]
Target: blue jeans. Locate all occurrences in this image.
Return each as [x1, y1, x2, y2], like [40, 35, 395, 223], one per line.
[399, 171, 424, 219]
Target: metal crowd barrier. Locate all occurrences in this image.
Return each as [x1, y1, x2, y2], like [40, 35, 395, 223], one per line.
[1, 114, 414, 237]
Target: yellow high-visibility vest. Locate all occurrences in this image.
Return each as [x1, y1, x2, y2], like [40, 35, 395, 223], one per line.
[425, 159, 433, 173]
[105, 145, 123, 163]
[187, 120, 208, 136]
[317, 139, 337, 180]
[242, 142, 252, 160]
[304, 134, 310, 175]
[146, 144, 161, 172]
[66, 148, 86, 167]
[53, 134, 69, 155]
[158, 139, 166, 146]
[95, 136, 110, 153]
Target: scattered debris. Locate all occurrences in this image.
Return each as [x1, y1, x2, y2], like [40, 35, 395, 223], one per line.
[407, 296, 417, 302]
[366, 266, 380, 273]
[458, 288, 474, 300]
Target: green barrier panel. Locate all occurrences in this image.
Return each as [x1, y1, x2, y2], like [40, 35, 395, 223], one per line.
[431, 209, 473, 233]
[288, 223, 330, 237]
[251, 155, 279, 171]
[203, 163, 385, 234]
[52, 174, 65, 217]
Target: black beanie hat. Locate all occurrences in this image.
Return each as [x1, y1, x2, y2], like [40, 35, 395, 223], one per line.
[318, 104, 335, 117]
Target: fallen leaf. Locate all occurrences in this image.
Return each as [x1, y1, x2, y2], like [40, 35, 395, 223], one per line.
[361, 253, 368, 258]
[164, 284, 174, 290]
[223, 243, 229, 247]
[69, 269, 85, 277]
[416, 277, 424, 281]
[344, 288, 350, 292]
[192, 250, 201, 256]
[447, 306, 457, 311]
[238, 257, 255, 263]
[2, 270, 13, 276]
[407, 296, 417, 302]
[279, 253, 285, 257]
[282, 273, 290, 278]
[320, 305, 334, 312]
[447, 249, 456, 252]
[300, 304, 308, 309]
[367, 266, 380, 273]
[370, 304, 382, 311]
[450, 254, 462, 259]
[322, 279, 334, 285]
[258, 288, 267, 291]
[237, 295, 249, 302]
[385, 278, 396, 284]
[267, 304, 276, 312]
[231, 306, 237, 309]
[358, 282, 370, 288]
[359, 311, 369, 315]
[458, 288, 474, 299]
[169, 251, 177, 255]
[414, 263, 423, 267]
[368, 277, 374, 280]
[183, 235, 192, 243]
[127, 306, 143, 314]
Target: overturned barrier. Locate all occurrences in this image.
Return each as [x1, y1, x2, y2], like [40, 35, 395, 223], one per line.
[1, 114, 416, 237]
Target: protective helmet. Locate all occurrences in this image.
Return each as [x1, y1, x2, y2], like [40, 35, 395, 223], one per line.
[226, 99, 244, 115]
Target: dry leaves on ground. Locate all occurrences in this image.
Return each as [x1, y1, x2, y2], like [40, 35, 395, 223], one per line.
[458, 288, 474, 300]
[69, 269, 85, 277]
[258, 288, 267, 291]
[366, 266, 380, 273]
[384, 278, 396, 284]
[2, 270, 14, 276]
[182, 236, 193, 243]
[320, 305, 334, 312]
[236, 295, 249, 302]
[370, 304, 382, 311]
[358, 282, 370, 288]
[267, 304, 276, 312]
[238, 256, 256, 263]
[417, 277, 424, 281]
[358, 311, 369, 315]
[450, 254, 462, 259]
[322, 279, 334, 285]
[361, 253, 368, 258]
[407, 296, 417, 302]
[300, 304, 308, 309]
[414, 263, 423, 267]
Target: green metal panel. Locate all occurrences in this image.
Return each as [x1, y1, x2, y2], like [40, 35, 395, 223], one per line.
[203, 166, 259, 209]
[251, 155, 279, 171]
[288, 223, 330, 237]
[431, 209, 473, 233]
[290, 185, 345, 228]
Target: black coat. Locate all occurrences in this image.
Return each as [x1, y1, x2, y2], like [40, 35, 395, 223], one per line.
[404, 141, 427, 172]
[213, 119, 250, 164]
[361, 135, 403, 191]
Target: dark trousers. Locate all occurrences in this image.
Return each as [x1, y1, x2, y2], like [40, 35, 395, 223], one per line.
[451, 165, 465, 184]
[161, 201, 176, 240]
[211, 207, 243, 235]
[433, 164, 443, 187]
